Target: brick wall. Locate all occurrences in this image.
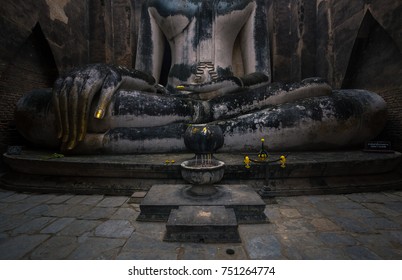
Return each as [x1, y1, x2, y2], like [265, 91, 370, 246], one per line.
[0, 24, 58, 158]
[329, 3, 402, 151]
[377, 89, 402, 152]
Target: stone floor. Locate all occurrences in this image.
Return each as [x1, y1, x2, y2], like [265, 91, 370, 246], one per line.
[0, 187, 401, 260]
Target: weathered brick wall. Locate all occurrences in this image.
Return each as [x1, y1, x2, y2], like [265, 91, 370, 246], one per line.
[0, 24, 59, 158]
[0, 0, 88, 168]
[377, 89, 402, 152]
[326, 0, 402, 150]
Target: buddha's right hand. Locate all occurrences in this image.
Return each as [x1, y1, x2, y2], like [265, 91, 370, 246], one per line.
[52, 63, 157, 151]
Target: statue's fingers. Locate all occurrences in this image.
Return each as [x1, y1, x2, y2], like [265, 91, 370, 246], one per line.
[176, 82, 218, 93]
[177, 77, 242, 93]
[77, 77, 105, 141]
[94, 73, 123, 119]
[66, 77, 83, 150]
[52, 78, 64, 139]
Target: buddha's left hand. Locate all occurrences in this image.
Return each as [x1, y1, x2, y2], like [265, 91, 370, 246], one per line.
[177, 72, 269, 100]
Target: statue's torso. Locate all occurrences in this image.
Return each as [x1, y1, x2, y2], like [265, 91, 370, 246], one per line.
[147, 0, 256, 85]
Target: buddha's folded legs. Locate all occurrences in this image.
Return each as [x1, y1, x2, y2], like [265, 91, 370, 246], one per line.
[16, 86, 386, 153]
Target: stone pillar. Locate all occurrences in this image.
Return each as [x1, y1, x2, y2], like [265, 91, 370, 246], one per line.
[316, 0, 333, 84]
[270, 0, 316, 83]
[102, 0, 140, 68]
[88, 0, 107, 63]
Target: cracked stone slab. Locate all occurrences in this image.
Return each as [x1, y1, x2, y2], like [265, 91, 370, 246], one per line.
[0, 234, 50, 259]
[95, 220, 135, 238]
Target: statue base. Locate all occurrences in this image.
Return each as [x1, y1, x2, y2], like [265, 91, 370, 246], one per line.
[1, 150, 402, 196]
[163, 206, 241, 243]
[136, 184, 268, 224]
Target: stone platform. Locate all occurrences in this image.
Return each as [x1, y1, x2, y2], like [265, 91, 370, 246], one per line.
[137, 184, 268, 224]
[1, 149, 402, 196]
[163, 206, 241, 243]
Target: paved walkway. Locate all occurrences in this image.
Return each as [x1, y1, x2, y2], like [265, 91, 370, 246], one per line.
[0, 187, 401, 260]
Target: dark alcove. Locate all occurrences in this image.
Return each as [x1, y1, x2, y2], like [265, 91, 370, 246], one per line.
[342, 11, 402, 90]
[0, 22, 59, 155]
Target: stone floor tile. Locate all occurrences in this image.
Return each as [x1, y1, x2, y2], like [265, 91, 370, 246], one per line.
[64, 205, 95, 217]
[173, 244, 216, 260]
[77, 232, 92, 244]
[68, 237, 126, 260]
[311, 202, 340, 216]
[343, 246, 381, 260]
[318, 232, 358, 246]
[338, 208, 378, 219]
[58, 219, 101, 236]
[23, 194, 57, 205]
[47, 194, 75, 204]
[30, 236, 78, 260]
[282, 247, 304, 260]
[0, 193, 29, 203]
[24, 204, 54, 216]
[354, 233, 393, 249]
[121, 232, 179, 254]
[177, 244, 248, 260]
[40, 218, 76, 234]
[301, 247, 349, 260]
[0, 234, 50, 260]
[117, 250, 177, 260]
[11, 216, 55, 235]
[274, 218, 316, 233]
[79, 207, 117, 220]
[307, 195, 350, 204]
[383, 192, 402, 201]
[0, 202, 8, 210]
[95, 220, 135, 238]
[243, 234, 286, 260]
[368, 247, 402, 259]
[294, 205, 325, 218]
[310, 218, 342, 232]
[361, 217, 401, 230]
[264, 207, 282, 222]
[45, 204, 74, 217]
[346, 192, 397, 203]
[0, 203, 38, 215]
[279, 208, 302, 218]
[362, 202, 400, 217]
[97, 196, 129, 208]
[47, 204, 93, 217]
[65, 195, 92, 204]
[381, 231, 402, 247]
[275, 196, 311, 207]
[134, 221, 169, 240]
[278, 232, 325, 248]
[0, 190, 15, 200]
[0, 214, 33, 232]
[110, 207, 139, 221]
[382, 201, 402, 212]
[390, 213, 402, 225]
[80, 195, 104, 206]
[333, 201, 365, 209]
[238, 223, 278, 240]
[0, 233, 9, 244]
[329, 216, 373, 233]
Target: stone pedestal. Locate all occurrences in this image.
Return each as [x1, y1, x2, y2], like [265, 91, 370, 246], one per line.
[137, 184, 268, 224]
[164, 206, 240, 243]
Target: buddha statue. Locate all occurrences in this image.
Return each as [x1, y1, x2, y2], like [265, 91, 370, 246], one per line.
[15, 0, 387, 154]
